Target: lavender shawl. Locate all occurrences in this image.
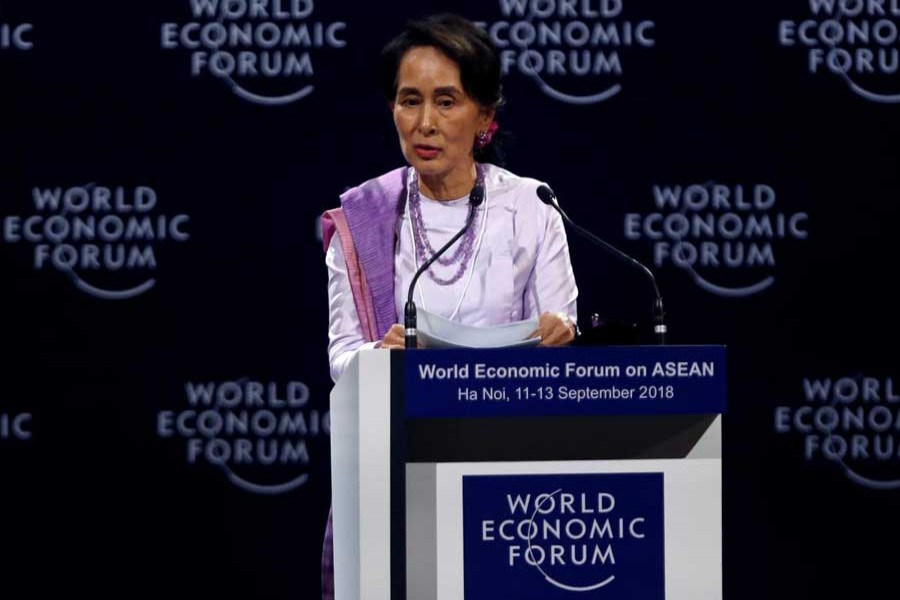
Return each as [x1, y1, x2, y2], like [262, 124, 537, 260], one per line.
[321, 166, 408, 342]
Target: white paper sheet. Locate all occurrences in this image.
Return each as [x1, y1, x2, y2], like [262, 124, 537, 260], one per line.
[416, 308, 541, 349]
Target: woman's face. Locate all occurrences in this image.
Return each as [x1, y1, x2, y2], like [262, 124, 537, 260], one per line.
[392, 46, 494, 185]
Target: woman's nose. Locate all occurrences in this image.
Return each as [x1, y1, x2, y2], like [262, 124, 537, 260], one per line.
[418, 103, 437, 135]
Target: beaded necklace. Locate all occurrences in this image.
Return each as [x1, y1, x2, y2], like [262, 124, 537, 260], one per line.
[408, 163, 485, 286]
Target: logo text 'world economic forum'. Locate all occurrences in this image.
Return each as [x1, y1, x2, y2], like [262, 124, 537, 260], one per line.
[779, 0, 900, 103]
[463, 473, 664, 599]
[477, 0, 655, 104]
[161, 0, 348, 105]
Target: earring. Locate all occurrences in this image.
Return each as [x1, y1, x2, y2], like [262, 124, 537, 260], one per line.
[475, 121, 498, 150]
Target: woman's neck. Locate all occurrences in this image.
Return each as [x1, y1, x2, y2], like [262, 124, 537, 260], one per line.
[418, 162, 477, 201]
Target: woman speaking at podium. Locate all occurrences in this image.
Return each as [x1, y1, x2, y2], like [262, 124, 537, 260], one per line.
[320, 13, 578, 599]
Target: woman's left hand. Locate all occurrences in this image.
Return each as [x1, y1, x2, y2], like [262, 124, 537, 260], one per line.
[531, 312, 576, 347]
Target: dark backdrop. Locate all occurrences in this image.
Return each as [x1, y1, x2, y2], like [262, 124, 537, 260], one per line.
[2, 1, 899, 598]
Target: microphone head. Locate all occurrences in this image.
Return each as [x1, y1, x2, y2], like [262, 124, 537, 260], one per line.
[536, 184, 558, 207]
[469, 183, 485, 207]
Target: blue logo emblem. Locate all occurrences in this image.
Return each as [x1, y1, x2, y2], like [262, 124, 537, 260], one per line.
[463, 473, 664, 599]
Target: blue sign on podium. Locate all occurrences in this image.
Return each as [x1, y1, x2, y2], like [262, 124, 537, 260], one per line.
[405, 345, 726, 417]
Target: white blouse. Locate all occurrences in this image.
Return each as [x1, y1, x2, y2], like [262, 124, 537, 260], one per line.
[326, 164, 578, 382]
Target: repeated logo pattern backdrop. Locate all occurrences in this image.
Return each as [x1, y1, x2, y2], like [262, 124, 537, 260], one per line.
[1, 1, 898, 598]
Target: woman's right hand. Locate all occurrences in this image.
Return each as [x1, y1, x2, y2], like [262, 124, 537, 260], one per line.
[380, 324, 407, 349]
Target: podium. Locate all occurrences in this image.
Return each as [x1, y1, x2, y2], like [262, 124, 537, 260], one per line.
[331, 346, 725, 600]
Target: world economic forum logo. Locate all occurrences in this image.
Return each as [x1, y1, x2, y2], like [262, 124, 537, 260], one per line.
[775, 375, 900, 490]
[624, 182, 810, 297]
[779, 0, 900, 103]
[1, 185, 190, 300]
[463, 473, 664, 599]
[157, 379, 329, 495]
[477, 0, 656, 104]
[161, 0, 348, 105]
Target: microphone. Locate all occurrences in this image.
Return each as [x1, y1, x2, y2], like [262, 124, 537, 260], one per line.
[405, 182, 485, 349]
[536, 184, 667, 344]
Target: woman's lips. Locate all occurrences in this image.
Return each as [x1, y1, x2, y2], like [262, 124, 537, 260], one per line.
[414, 145, 440, 159]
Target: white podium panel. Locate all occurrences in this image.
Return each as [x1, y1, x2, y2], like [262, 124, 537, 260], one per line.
[331, 347, 726, 600]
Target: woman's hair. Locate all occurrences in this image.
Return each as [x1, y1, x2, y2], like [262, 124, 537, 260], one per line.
[379, 13, 507, 164]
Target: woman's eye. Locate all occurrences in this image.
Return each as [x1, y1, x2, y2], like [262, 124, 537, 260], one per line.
[438, 98, 455, 108]
[401, 97, 420, 107]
